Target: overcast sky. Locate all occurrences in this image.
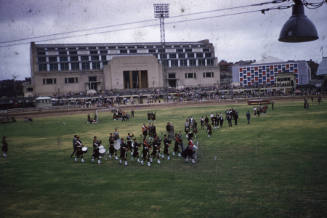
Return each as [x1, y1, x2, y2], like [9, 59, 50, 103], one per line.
[0, 0, 326, 80]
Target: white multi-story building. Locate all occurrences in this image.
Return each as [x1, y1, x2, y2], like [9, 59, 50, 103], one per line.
[30, 40, 220, 96]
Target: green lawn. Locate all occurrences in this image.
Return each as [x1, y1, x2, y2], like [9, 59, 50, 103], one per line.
[1, 100, 327, 218]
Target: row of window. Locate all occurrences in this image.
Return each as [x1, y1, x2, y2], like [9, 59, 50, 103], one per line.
[184, 72, 214, 79]
[38, 52, 212, 63]
[38, 59, 214, 72]
[43, 77, 79, 85]
[37, 46, 210, 54]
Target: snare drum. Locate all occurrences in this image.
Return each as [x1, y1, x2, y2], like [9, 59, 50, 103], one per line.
[99, 148, 106, 154]
[114, 139, 121, 150]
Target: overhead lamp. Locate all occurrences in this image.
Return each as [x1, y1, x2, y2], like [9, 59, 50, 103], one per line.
[279, 0, 318, 42]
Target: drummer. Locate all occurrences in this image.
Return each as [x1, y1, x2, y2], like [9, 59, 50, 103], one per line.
[91, 136, 100, 164]
[132, 138, 141, 163]
[74, 136, 85, 163]
[142, 137, 151, 166]
[119, 138, 128, 166]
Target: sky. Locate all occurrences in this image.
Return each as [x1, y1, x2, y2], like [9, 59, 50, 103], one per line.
[0, 0, 326, 80]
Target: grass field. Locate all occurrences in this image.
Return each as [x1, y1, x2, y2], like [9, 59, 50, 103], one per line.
[1, 100, 327, 218]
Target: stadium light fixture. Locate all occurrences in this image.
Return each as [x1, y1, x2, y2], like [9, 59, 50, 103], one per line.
[279, 0, 318, 42]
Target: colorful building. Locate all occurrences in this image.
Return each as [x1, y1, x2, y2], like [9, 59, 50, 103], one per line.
[232, 60, 311, 87]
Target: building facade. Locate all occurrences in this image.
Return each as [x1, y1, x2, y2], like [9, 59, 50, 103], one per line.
[232, 60, 311, 87]
[30, 40, 220, 96]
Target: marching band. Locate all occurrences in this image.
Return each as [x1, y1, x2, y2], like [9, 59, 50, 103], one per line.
[71, 121, 199, 166]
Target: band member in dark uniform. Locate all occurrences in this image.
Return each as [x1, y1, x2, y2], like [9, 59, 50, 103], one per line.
[91, 136, 101, 164]
[173, 133, 180, 156]
[204, 115, 209, 127]
[2, 136, 8, 158]
[200, 116, 204, 129]
[142, 123, 148, 140]
[183, 139, 196, 164]
[126, 133, 134, 156]
[119, 138, 128, 166]
[132, 138, 141, 163]
[74, 136, 85, 163]
[108, 133, 115, 159]
[151, 135, 161, 164]
[163, 135, 171, 160]
[142, 138, 151, 166]
[70, 135, 78, 158]
[207, 123, 212, 137]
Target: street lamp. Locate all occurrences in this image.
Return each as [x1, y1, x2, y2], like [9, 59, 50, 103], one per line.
[279, 0, 318, 42]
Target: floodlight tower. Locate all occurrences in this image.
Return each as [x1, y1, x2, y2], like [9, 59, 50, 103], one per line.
[153, 3, 169, 45]
[154, 3, 169, 88]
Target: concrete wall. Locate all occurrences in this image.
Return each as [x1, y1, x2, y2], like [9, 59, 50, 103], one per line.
[166, 66, 220, 88]
[33, 71, 103, 96]
[103, 55, 163, 90]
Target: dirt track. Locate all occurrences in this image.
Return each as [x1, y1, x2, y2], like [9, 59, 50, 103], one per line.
[6, 96, 307, 119]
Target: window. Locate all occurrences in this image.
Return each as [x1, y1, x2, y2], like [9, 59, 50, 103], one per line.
[69, 50, 77, 55]
[82, 62, 90, 70]
[49, 56, 57, 63]
[177, 48, 183, 53]
[196, 53, 203, 58]
[149, 49, 156, 53]
[60, 56, 68, 62]
[38, 57, 46, 63]
[198, 59, 205, 66]
[187, 53, 194, 58]
[71, 62, 79, 70]
[60, 63, 69, 71]
[90, 50, 98, 54]
[37, 49, 45, 55]
[100, 50, 107, 54]
[89, 76, 97, 82]
[81, 56, 89, 61]
[70, 56, 78, 61]
[168, 73, 176, 79]
[130, 49, 137, 53]
[169, 53, 176, 59]
[205, 53, 212, 58]
[178, 53, 185, 58]
[160, 54, 167, 59]
[49, 63, 58, 71]
[38, 64, 47, 71]
[171, 60, 178, 67]
[120, 49, 127, 54]
[185, 72, 196, 79]
[92, 62, 100, 70]
[91, 56, 99, 61]
[43, 78, 56, 85]
[180, 60, 187, 66]
[59, 51, 67, 55]
[65, 77, 78, 84]
[207, 59, 214, 66]
[190, 59, 196, 66]
[203, 72, 214, 78]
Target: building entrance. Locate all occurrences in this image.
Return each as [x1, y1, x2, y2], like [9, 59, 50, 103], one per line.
[123, 70, 148, 89]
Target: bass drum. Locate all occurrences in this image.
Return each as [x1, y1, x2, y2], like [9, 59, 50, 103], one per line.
[82, 146, 88, 153]
[114, 138, 121, 150]
[99, 148, 106, 154]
